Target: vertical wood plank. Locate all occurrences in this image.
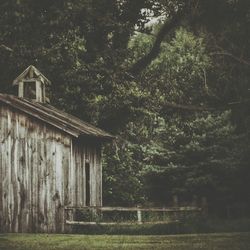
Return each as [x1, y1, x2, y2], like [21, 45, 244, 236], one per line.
[0, 104, 104, 233]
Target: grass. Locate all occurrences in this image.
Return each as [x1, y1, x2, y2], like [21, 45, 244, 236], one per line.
[71, 217, 250, 234]
[0, 232, 250, 250]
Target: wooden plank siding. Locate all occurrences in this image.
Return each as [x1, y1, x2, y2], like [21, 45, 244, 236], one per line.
[0, 104, 102, 233]
[67, 140, 102, 208]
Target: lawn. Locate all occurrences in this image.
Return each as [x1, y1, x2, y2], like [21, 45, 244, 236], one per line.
[0, 232, 250, 250]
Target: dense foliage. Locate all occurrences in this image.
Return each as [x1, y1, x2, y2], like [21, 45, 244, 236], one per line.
[0, 0, 249, 215]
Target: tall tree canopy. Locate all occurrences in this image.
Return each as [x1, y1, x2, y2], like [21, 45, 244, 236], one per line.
[0, 0, 249, 212]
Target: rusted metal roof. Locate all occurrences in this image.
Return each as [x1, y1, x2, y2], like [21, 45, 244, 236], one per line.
[0, 93, 114, 140]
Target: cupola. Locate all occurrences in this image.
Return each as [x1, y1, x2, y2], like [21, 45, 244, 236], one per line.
[13, 65, 51, 103]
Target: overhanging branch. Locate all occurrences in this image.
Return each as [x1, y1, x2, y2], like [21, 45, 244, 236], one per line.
[161, 99, 250, 113]
[0, 44, 13, 52]
[210, 51, 250, 67]
[162, 101, 215, 112]
[129, 7, 188, 76]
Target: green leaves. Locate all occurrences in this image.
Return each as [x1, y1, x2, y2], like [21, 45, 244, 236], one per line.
[0, 0, 250, 209]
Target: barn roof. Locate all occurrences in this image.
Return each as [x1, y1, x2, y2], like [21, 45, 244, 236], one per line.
[0, 93, 114, 140]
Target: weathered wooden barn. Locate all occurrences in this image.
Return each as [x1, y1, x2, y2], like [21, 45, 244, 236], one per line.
[0, 65, 113, 233]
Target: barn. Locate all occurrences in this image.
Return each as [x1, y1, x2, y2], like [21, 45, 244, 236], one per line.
[0, 65, 113, 233]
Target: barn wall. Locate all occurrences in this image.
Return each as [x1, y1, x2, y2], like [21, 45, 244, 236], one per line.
[0, 104, 71, 233]
[66, 139, 102, 208]
[0, 104, 104, 233]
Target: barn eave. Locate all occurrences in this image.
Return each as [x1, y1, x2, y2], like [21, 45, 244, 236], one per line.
[0, 93, 114, 140]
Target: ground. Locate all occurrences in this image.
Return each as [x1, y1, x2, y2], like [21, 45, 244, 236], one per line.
[0, 232, 250, 250]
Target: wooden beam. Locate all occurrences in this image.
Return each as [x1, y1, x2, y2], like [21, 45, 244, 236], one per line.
[65, 220, 179, 226]
[64, 206, 201, 212]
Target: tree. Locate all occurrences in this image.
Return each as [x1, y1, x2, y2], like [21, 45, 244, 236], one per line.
[0, 0, 249, 209]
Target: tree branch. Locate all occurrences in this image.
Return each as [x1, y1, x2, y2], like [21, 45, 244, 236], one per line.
[0, 44, 13, 52]
[161, 99, 250, 113]
[129, 6, 188, 76]
[112, 0, 146, 50]
[162, 101, 215, 112]
[210, 51, 250, 67]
